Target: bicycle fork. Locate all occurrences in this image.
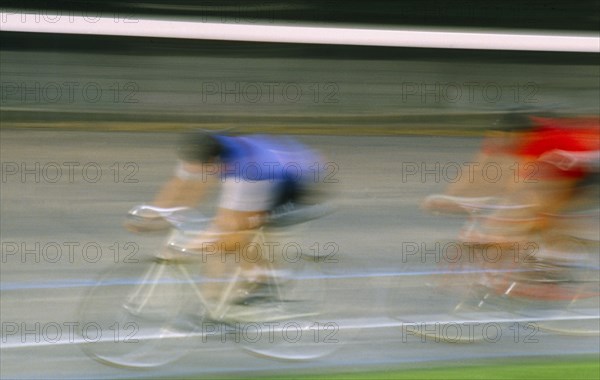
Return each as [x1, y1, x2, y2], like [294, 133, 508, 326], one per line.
[123, 260, 169, 315]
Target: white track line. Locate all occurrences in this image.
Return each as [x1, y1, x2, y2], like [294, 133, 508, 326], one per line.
[2, 314, 597, 349]
[1, 11, 598, 52]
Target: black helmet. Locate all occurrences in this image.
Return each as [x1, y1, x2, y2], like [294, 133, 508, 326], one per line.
[491, 111, 533, 132]
[491, 106, 557, 132]
[176, 130, 222, 163]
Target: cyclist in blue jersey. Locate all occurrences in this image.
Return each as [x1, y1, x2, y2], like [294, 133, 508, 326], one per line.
[161, 131, 327, 225]
[125, 130, 331, 310]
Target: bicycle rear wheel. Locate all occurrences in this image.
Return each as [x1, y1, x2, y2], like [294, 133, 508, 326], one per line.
[77, 259, 201, 368]
[460, 241, 600, 336]
[534, 237, 600, 335]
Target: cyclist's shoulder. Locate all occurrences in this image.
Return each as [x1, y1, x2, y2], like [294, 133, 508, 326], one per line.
[518, 117, 599, 155]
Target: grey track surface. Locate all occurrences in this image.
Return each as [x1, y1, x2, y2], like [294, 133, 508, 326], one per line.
[1, 130, 599, 379]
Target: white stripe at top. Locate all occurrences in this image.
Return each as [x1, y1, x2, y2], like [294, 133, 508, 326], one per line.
[1, 11, 599, 52]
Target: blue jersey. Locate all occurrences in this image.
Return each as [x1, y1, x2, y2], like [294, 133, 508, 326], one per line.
[214, 134, 322, 186]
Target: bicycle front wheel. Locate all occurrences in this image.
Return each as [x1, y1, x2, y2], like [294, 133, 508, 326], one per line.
[77, 259, 200, 368]
[237, 256, 346, 360]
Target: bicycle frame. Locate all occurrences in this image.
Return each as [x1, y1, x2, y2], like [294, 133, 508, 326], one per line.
[122, 223, 288, 323]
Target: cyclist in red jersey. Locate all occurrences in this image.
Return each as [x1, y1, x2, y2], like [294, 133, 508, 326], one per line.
[423, 112, 599, 244]
[469, 116, 600, 244]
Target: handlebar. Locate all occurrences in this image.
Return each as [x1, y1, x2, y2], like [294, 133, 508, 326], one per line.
[126, 205, 211, 231]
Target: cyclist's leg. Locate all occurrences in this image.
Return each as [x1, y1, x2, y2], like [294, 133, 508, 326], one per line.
[193, 177, 282, 302]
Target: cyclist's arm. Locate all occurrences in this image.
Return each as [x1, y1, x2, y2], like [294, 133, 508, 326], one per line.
[153, 161, 217, 208]
[539, 149, 600, 171]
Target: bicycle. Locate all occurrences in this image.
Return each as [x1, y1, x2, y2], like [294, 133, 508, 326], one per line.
[77, 204, 347, 368]
[390, 195, 599, 343]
